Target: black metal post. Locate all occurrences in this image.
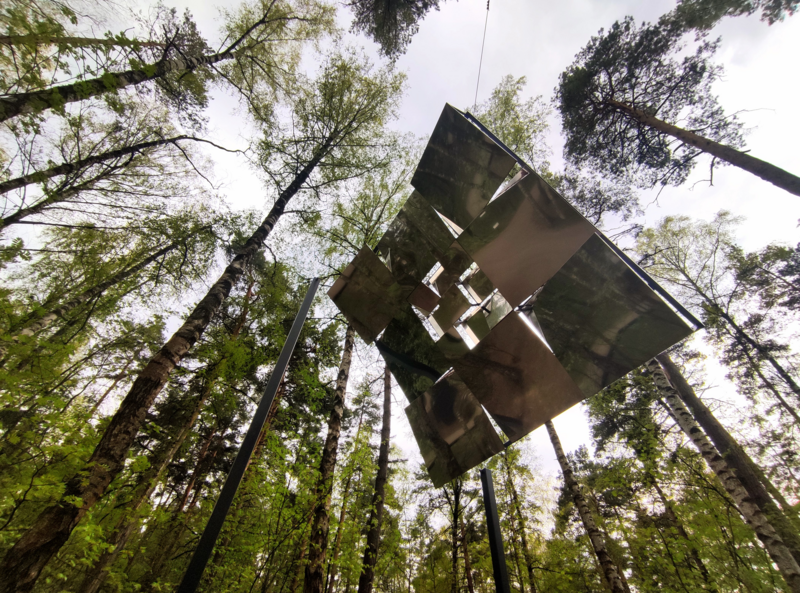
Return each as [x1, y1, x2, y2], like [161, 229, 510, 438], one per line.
[176, 278, 321, 593]
[480, 468, 511, 593]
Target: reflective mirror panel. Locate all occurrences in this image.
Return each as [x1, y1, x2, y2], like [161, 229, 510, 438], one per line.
[436, 326, 471, 361]
[432, 285, 471, 333]
[464, 309, 491, 343]
[486, 292, 513, 329]
[451, 313, 585, 443]
[433, 241, 472, 296]
[327, 245, 411, 342]
[402, 191, 456, 256]
[379, 304, 451, 402]
[412, 104, 516, 230]
[464, 269, 494, 302]
[375, 210, 439, 292]
[401, 192, 474, 295]
[458, 173, 596, 308]
[532, 233, 694, 398]
[409, 283, 440, 315]
[405, 371, 503, 487]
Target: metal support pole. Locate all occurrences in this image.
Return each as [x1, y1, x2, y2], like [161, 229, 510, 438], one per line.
[176, 278, 321, 593]
[480, 468, 511, 593]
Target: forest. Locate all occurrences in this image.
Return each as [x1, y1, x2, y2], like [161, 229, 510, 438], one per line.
[0, 0, 799, 592]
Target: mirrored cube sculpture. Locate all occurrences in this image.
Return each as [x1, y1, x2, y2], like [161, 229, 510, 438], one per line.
[328, 103, 700, 487]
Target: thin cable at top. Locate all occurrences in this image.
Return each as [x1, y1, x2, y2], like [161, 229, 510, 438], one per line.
[473, 0, 490, 109]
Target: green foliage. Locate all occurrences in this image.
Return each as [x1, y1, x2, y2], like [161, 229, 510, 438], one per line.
[669, 0, 799, 30]
[472, 75, 551, 174]
[556, 16, 745, 188]
[347, 0, 442, 60]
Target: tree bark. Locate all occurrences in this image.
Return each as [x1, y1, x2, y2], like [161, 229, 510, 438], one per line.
[607, 99, 800, 197]
[325, 470, 354, 593]
[448, 482, 460, 593]
[656, 353, 800, 563]
[648, 358, 800, 592]
[545, 420, 627, 593]
[326, 401, 369, 593]
[291, 513, 317, 593]
[302, 324, 356, 593]
[0, 150, 323, 593]
[0, 134, 201, 196]
[356, 366, 392, 593]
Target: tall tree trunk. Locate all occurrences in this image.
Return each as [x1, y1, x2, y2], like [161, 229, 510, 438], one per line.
[326, 402, 369, 593]
[302, 324, 356, 593]
[717, 311, 800, 400]
[0, 135, 203, 196]
[460, 519, 476, 593]
[607, 99, 800, 197]
[501, 451, 538, 593]
[648, 358, 800, 592]
[0, 9, 278, 123]
[356, 366, 392, 593]
[1, 173, 108, 228]
[655, 353, 800, 562]
[0, 150, 324, 593]
[545, 420, 627, 593]
[732, 330, 800, 425]
[450, 485, 460, 593]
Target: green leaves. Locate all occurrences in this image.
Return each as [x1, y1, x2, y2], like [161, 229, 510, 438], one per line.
[556, 16, 744, 189]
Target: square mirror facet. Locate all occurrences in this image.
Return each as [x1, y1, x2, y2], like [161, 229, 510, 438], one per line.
[451, 313, 585, 443]
[436, 326, 471, 361]
[400, 192, 473, 295]
[432, 285, 471, 333]
[432, 242, 473, 296]
[327, 245, 411, 342]
[405, 371, 504, 487]
[375, 210, 439, 292]
[378, 305, 451, 402]
[464, 309, 491, 343]
[412, 104, 516, 230]
[532, 234, 694, 398]
[464, 269, 494, 302]
[409, 283, 440, 315]
[458, 173, 596, 308]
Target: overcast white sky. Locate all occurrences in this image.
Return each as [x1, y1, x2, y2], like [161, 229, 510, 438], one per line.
[124, 0, 800, 474]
